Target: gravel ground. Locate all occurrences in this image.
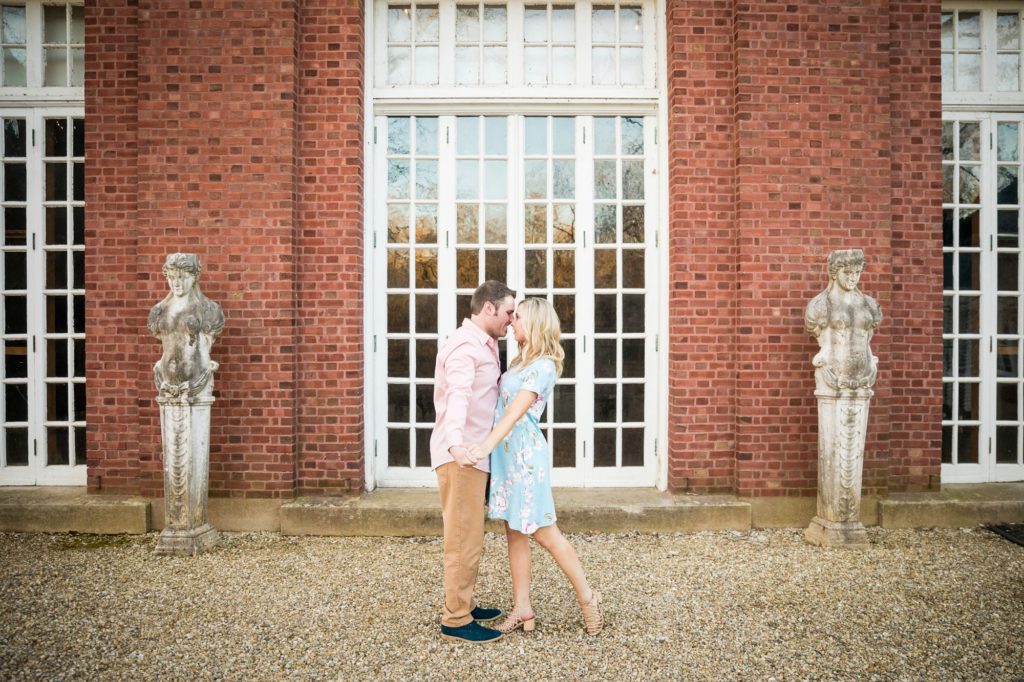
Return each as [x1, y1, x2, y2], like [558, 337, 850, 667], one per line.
[0, 527, 1022, 681]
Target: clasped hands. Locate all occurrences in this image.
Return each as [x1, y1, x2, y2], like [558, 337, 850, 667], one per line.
[449, 443, 488, 467]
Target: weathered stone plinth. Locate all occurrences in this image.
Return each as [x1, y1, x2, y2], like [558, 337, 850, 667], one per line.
[804, 389, 873, 549]
[154, 395, 218, 555]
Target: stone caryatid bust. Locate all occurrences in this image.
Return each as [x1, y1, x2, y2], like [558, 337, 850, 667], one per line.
[149, 253, 224, 555]
[147, 253, 225, 400]
[805, 249, 883, 395]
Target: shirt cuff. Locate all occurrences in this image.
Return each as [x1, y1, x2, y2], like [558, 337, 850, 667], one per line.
[446, 431, 464, 454]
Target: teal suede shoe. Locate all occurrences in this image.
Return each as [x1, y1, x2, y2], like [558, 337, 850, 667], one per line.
[471, 605, 503, 623]
[440, 621, 504, 643]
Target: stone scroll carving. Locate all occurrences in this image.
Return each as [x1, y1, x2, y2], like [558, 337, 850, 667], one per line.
[148, 253, 225, 555]
[804, 249, 882, 549]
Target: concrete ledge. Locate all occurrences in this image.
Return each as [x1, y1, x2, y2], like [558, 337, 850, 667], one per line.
[749, 496, 880, 528]
[151, 498, 283, 532]
[281, 488, 751, 536]
[0, 487, 150, 534]
[881, 497, 1024, 528]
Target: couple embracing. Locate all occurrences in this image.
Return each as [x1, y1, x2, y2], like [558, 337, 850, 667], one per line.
[430, 281, 604, 643]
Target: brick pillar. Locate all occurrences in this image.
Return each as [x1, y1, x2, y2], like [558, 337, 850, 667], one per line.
[733, 1, 895, 497]
[85, 0, 142, 494]
[295, 0, 366, 494]
[665, 0, 739, 493]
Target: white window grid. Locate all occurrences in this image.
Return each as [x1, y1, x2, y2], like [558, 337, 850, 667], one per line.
[455, 3, 508, 85]
[374, 0, 657, 95]
[943, 3, 1024, 108]
[0, 2, 83, 96]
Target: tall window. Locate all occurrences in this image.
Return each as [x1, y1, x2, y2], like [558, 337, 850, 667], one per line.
[942, 4, 1024, 483]
[369, 0, 660, 488]
[0, 1, 84, 486]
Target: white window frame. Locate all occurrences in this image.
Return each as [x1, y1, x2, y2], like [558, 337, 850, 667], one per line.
[944, 2, 1024, 110]
[0, 105, 85, 486]
[363, 0, 669, 490]
[0, 2, 83, 102]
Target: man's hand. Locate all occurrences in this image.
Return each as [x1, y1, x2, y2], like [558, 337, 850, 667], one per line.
[449, 445, 477, 468]
[465, 443, 486, 461]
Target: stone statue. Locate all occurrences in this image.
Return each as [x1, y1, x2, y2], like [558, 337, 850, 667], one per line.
[148, 253, 224, 555]
[148, 253, 225, 399]
[804, 249, 882, 549]
[805, 249, 882, 393]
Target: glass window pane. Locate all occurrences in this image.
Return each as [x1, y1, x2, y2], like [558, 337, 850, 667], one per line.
[620, 7, 643, 42]
[941, 52, 953, 92]
[483, 7, 506, 40]
[415, 159, 438, 199]
[524, 46, 546, 84]
[2, 6, 25, 44]
[592, 7, 615, 42]
[552, 7, 574, 41]
[388, 340, 409, 377]
[44, 5, 66, 43]
[416, 339, 437, 378]
[525, 249, 547, 288]
[524, 7, 547, 42]
[457, 203, 478, 243]
[957, 53, 981, 91]
[416, 117, 438, 155]
[482, 46, 507, 84]
[998, 123, 1019, 162]
[484, 160, 506, 200]
[388, 47, 411, 85]
[388, 117, 410, 155]
[622, 117, 644, 155]
[592, 47, 615, 85]
[996, 426, 1018, 464]
[997, 54, 1020, 92]
[622, 383, 644, 422]
[70, 6, 84, 43]
[456, 249, 479, 288]
[622, 428, 643, 466]
[999, 13, 1020, 49]
[387, 249, 409, 287]
[415, 248, 438, 288]
[620, 47, 643, 85]
[456, 6, 479, 41]
[388, 428, 410, 466]
[958, 12, 981, 49]
[4, 118, 25, 156]
[3, 48, 25, 87]
[552, 428, 575, 467]
[44, 46, 68, 87]
[388, 6, 412, 41]
[551, 46, 575, 85]
[455, 46, 480, 84]
[456, 159, 479, 199]
[485, 204, 506, 243]
[414, 46, 439, 85]
[415, 6, 439, 41]
[553, 250, 574, 287]
[594, 428, 616, 467]
[415, 204, 437, 243]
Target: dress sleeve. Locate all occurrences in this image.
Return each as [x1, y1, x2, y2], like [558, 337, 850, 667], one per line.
[520, 359, 556, 397]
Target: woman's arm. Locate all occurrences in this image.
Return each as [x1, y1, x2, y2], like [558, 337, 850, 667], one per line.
[466, 388, 537, 460]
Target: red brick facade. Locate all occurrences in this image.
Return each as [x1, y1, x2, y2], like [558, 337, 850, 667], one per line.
[85, 0, 942, 498]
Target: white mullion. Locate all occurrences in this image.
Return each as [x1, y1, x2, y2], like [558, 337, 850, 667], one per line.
[438, 115, 457, 343]
[27, 110, 45, 483]
[576, 116, 595, 484]
[980, 114, 998, 479]
[507, 0, 524, 86]
[438, 1, 456, 86]
[642, 0, 656, 88]
[373, 116, 389, 486]
[642, 113, 657, 482]
[26, 3, 42, 89]
[982, 8, 997, 94]
[577, 0, 592, 86]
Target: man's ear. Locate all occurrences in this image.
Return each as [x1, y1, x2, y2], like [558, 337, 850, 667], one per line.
[481, 300, 495, 316]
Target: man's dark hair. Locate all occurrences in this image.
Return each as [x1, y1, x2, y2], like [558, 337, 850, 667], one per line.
[470, 280, 516, 315]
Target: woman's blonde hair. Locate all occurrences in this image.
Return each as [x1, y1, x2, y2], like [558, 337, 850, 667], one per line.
[510, 297, 564, 377]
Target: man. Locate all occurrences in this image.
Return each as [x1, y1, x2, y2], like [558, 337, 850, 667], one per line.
[430, 280, 516, 643]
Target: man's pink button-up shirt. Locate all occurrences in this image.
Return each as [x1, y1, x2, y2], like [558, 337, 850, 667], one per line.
[430, 319, 501, 473]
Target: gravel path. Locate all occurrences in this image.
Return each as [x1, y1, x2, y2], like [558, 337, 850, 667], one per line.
[0, 528, 1022, 681]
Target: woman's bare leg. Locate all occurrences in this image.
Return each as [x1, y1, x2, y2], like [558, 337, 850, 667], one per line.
[532, 524, 594, 604]
[506, 524, 534, 617]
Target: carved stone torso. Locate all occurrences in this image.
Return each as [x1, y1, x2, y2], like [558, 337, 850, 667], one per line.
[148, 286, 223, 399]
[806, 282, 882, 392]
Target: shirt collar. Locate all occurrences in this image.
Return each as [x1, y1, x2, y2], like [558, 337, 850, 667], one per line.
[463, 318, 497, 349]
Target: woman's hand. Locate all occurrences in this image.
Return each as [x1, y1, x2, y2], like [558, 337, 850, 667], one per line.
[464, 443, 486, 461]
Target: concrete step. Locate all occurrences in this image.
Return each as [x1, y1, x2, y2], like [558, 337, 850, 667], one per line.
[879, 483, 1024, 528]
[280, 488, 751, 536]
[0, 486, 150, 534]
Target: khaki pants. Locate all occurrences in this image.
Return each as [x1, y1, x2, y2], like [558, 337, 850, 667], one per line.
[436, 461, 488, 627]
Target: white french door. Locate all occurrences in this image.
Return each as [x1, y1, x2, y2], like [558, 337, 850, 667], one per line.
[0, 108, 85, 485]
[370, 113, 659, 487]
[942, 111, 1024, 482]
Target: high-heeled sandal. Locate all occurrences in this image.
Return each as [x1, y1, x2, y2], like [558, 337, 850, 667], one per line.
[579, 590, 603, 635]
[494, 608, 536, 633]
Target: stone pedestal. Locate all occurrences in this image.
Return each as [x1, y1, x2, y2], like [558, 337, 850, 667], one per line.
[804, 388, 872, 549]
[154, 395, 219, 555]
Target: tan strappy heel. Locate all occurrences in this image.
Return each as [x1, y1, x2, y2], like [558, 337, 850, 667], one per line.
[579, 590, 603, 635]
[494, 609, 536, 634]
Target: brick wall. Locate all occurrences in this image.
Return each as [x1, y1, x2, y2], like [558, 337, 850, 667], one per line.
[85, 0, 141, 494]
[665, 0, 943, 495]
[295, 0, 366, 494]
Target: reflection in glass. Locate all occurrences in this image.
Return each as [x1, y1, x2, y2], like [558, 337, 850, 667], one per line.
[592, 47, 615, 85]
[415, 249, 438, 288]
[415, 294, 437, 333]
[552, 159, 574, 199]
[595, 294, 616, 333]
[387, 249, 409, 288]
[998, 340, 1019, 378]
[416, 384, 435, 422]
[484, 160, 507, 200]
[415, 45, 439, 85]
[524, 160, 546, 199]
[999, 295, 1019, 334]
[594, 383, 616, 422]
[524, 204, 546, 243]
[388, 384, 410, 422]
[959, 166, 979, 204]
[997, 382, 1017, 421]
[622, 249, 644, 288]
[999, 253, 1019, 292]
[958, 295, 978, 334]
[389, 339, 409, 376]
[387, 47, 411, 85]
[486, 249, 506, 282]
[525, 117, 547, 154]
[525, 249, 547, 288]
[483, 6, 507, 40]
[595, 204, 616, 243]
[998, 209, 1018, 247]
[415, 204, 437, 243]
[388, 160, 410, 199]
[561, 339, 575, 378]
[553, 294, 574, 333]
[388, 7, 411, 41]
[998, 13, 1020, 50]
[552, 204, 575, 243]
[485, 117, 507, 155]
[415, 339, 437, 379]
[388, 294, 409, 332]
[594, 160, 616, 199]
[594, 428, 615, 466]
[554, 384, 575, 422]
[997, 54, 1020, 92]
[622, 428, 643, 466]
[47, 427, 69, 465]
[620, 48, 643, 84]
[457, 204, 477, 243]
[623, 294, 644, 332]
[957, 425, 979, 463]
[998, 166, 1019, 205]
[457, 249, 479, 288]
[389, 428, 410, 466]
[552, 428, 575, 467]
[595, 339, 615, 378]
[416, 117, 438, 155]
[958, 382, 977, 420]
[457, 159, 479, 200]
[2, 47, 25, 86]
[553, 250, 573, 287]
[958, 12, 980, 49]
[997, 426, 1018, 463]
[622, 383, 644, 421]
[958, 339, 978, 378]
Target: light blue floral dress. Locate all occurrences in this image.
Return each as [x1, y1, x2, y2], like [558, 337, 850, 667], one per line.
[487, 358, 558, 535]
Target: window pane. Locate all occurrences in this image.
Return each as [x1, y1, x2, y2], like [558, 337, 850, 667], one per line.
[388, 6, 412, 41]
[620, 7, 643, 42]
[552, 7, 574, 41]
[456, 6, 479, 41]
[592, 8, 615, 42]
[524, 46, 546, 84]
[592, 47, 615, 85]
[997, 54, 1020, 92]
[415, 6, 439, 41]
[524, 7, 547, 42]
[44, 46, 68, 87]
[958, 12, 980, 49]
[620, 47, 643, 85]
[483, 6, 506, 40]
[388, 47, 411, 84]
[998, 13, 1020, 50]
[3, 48, 25, 87]
[44, 5, 66, 43]
[414, 46, 438, 85]
[482, 46, 506, 84]
[957, 53, 981, 91]
[455, 46, 479, 84]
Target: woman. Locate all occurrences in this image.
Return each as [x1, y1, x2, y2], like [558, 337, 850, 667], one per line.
[465, 298, 603, 636]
